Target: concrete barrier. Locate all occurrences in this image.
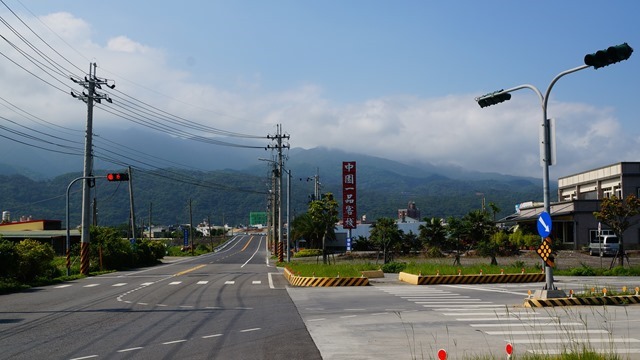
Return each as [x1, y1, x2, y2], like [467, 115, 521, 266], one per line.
[284, 267, 370, 287]
[398, 272, 546, 285]
[525, 295, 640, 307]
[360, 270, 384, 278]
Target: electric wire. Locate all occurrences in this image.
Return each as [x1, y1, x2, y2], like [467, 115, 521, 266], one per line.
[0, 1, 277, 197]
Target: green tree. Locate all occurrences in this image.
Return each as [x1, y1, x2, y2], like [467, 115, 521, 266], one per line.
[308, 193, 339, 264]
[369, 217, 403, 264]
[446, 216, 466, 266]
[400, 230, 421, 254]
[593, 194, 640, 267]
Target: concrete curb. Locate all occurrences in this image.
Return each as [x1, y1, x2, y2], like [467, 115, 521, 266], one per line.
[283, 267, 370, 287]
[399, 272, 546, 285]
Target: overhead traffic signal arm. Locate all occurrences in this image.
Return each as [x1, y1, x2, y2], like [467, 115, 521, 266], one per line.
[584, 43, 633, 69]
[106, 173, 129, 182]
[475, 90, 512, 108]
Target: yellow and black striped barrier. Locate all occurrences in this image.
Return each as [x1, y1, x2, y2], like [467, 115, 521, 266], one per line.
[283, 267, 370, 287]
[525, 295, 640, 307]
[399, 272, 546, 285]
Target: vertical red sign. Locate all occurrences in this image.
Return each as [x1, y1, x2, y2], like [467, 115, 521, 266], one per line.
[342, 161, 357, 229]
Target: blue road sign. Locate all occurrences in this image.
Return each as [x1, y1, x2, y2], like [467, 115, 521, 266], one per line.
[183, 229, 189, 247]
[537, 211, 552, 238]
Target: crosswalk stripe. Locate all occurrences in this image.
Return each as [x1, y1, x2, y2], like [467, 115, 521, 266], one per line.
[485, 329, 608, 336]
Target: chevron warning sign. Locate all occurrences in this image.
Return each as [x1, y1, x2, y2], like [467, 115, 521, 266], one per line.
[536, 237, 554, 267]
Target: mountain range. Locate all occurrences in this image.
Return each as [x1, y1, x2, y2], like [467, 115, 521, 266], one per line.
[0, 127, 548, 228]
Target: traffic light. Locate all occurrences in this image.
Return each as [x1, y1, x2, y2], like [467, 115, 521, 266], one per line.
[476, 90, 511, 108]
[584, 43, 633, 69]
[106, 173, 129, 182]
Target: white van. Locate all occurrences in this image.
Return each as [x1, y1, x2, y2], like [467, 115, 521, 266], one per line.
[589, 235, 619, 256]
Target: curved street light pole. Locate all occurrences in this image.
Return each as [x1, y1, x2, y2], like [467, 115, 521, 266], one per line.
[477, 67, 589, 297]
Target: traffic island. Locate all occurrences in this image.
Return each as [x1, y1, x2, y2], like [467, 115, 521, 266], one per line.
[283, 267, 370, 287]
[398, 271, 546, 285]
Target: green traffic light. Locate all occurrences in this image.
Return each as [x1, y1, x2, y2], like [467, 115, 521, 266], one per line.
[584, 43, 633, 69]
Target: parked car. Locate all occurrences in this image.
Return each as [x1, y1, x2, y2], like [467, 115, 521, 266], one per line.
[589, 235, 619, 256]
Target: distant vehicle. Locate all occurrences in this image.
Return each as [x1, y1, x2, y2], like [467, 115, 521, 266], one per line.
[589, 235, 619, 256]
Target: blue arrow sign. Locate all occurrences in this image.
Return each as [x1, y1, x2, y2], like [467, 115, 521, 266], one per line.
[537, 211, 552, 238]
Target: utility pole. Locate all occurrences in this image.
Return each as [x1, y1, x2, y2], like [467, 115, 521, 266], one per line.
[267, 124, 290, 262]
[71, 63, 115, 275]
[128, 166, 136, 243]
[189, 199, 194, 256]
[148, 202, 152, 239]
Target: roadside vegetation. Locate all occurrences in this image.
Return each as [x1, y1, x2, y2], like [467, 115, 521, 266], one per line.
[0, 225, 225, 295]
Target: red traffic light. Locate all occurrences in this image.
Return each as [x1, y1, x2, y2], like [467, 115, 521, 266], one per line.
[106, 173, 129, 181]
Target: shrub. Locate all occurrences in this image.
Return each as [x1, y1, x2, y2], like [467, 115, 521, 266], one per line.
[0, 239, 18, 279]
[569, 264, 597, 276]
[294, 249, 322, 257]
[381, 261, 406, 273]
[15, 239, 56, 282]
[136, 240, 165, 266]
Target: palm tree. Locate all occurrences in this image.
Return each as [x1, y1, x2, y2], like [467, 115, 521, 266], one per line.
[419, 217, 447, 254]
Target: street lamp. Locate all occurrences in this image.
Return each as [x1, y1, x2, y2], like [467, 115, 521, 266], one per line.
[475, 43, 633, 299]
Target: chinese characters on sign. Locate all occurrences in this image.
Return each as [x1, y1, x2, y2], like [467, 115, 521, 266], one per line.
[342, 161, 357, 229]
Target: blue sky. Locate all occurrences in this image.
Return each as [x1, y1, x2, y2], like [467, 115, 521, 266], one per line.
[1, 0, 638, 178]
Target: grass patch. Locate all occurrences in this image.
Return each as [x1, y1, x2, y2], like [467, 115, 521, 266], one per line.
[284, 261, 541, 277]
[285, 262, 381, 277]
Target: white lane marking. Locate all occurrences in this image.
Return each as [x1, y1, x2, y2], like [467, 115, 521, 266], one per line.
[240, 328, 260, 333]
[112, 283, 127, 287]
[224, 281, 235, 285]
[140, 282, 153, 286]
[340, 315, 357, 319]
[83, 284, 100, 288]
[202, 334, 223, 339]
[169, 281, 182, 285]
[55, 284, 72, 288]
[69, 356, 98, 360]
[197, 281, 208, 285]
[117, 347, 143, 353]
[162, 339, 188, 345]
[268, 273, 275, 288]
[241, 236, 263, 268]
[252, 280, 261, 284]
[308, 318, 326, 322]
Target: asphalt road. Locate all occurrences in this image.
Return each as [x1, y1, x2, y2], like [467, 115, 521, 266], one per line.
[289, 275, 640, 359]
[6, 240, 640, 360]
[0, 235, 321, 360]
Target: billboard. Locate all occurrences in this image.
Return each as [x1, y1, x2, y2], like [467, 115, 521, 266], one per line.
[342, 161, 357, 229]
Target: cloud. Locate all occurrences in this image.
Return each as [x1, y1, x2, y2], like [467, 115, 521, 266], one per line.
[1, 10, 636, 180]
